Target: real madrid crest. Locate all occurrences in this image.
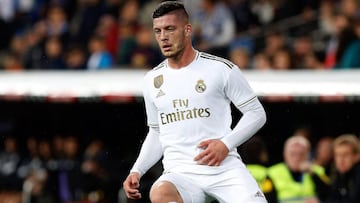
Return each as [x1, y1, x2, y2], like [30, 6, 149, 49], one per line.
[195, 80, 206, 93]
[154, 75, 163, 88]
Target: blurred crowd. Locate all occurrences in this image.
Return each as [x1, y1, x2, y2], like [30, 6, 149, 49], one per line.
[1, 0, 360, 71]
[239, 130, 360, 203]
[1, 1, 360, 203]
[1, 127, 360, 203]
[0, 135, 122, 203]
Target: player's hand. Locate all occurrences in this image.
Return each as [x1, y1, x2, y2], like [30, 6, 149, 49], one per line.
[123, 172, 142, 199]
[194, 139, 229, 166]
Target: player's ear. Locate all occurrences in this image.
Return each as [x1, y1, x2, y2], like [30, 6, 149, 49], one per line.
[185, 24, 192, 36]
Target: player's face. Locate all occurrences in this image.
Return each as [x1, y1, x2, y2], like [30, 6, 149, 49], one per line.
[153, 13, 187, 59]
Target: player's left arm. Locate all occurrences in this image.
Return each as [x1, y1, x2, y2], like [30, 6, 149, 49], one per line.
[194, 66, 266, 166]
[195, 97, 266, 166]
[221, 66, 267, 151]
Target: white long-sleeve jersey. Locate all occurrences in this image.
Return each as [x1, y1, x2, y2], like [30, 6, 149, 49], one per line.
[131, 51, 266, 176]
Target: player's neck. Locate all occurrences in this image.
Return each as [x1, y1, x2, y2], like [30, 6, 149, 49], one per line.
[168, 47, 197, 69]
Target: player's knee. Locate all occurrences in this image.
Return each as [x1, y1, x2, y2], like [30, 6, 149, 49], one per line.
[150, 181, 182, 203]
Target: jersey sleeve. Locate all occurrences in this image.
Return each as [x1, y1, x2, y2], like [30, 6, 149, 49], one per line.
[221, 66, 267, 150]
[143, 74, 159, 127]
[129, 74, 163, 176]
[224, 65, 256, 106]
[130, 126, 163, 177]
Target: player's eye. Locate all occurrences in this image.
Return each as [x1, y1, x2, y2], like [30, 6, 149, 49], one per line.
[165, 26, 175, 32]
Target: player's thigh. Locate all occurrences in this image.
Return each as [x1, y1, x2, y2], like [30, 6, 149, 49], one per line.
[207, 167, 267, 203]
[211, 186, 268, 203]
[153, 172, 207, 203]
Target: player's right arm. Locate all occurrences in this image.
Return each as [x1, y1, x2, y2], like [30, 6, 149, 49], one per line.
[130, 126, 162, 176]
[123, 126, 162, 199]
[129, 72, 163, 176]
[123, 75, 163, 199]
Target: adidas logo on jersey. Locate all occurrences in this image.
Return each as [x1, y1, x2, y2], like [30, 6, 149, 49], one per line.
[156, 89, 165, 98]
[254, 191, 265, 198]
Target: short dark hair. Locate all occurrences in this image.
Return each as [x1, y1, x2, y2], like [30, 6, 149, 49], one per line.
[152, 1, 189, 19]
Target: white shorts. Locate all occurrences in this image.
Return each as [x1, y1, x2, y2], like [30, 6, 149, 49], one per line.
[153, 166, 268, 203]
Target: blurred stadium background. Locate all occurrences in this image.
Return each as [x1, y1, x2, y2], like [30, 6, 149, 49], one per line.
[1, 0, 360, 203]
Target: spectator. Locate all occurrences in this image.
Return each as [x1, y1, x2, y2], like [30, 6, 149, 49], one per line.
[323, 13, 350, 68]
[20, 137, 54, 203]
[129, 26, 163, 69]
[261, 30, 288, 61]
[227, 0, 260, 32]
[291, 34, 317, 69]
[192, 0, 236, 58]
[229, 46, 251, 70]
[34, 137, 60, 203]
[325, 134, 360, 203]
[113, 0, 141, 66]
[272, 48, 293, 70]
[48, 135, 83, 203]
[8, 34, 28, 68]
[312, 136, 335, 177]
[71, 0, 107, 47]
[252, 52, 272, 70]
[17, 137, 40, 181]
[1, 52, 24, 71]
[267, 135, 330, 203]
[36, 5, 70, 44]
[39, 37, 66, 70]
[87, 35, 113, 70]
[335, 17, 360, 68]
[64, 44, 87, 70]
[80, 139, 110, 203]
[117, 0, 140, 27]
[95, 14, 117, 58]
[0, 136, 22, 191]
[22, 28, 45, 69]
[51, 134, 65, 160]
[340, 0, 360, 19]
[114, 21, 138, 66]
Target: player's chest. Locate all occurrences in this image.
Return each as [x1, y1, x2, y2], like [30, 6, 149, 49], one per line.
[150, 72, 223, 108]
